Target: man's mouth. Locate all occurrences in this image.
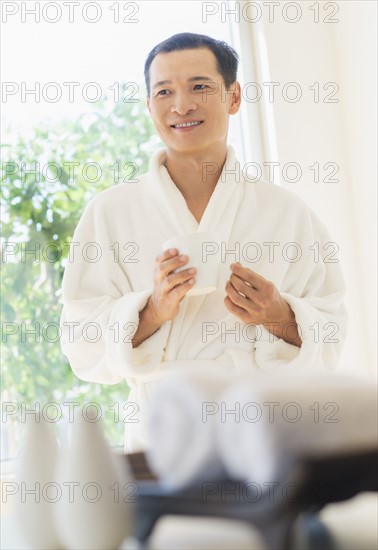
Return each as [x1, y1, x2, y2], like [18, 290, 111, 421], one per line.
[170, 121, 204, 128]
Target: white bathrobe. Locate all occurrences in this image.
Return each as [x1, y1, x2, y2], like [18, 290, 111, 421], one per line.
[60, 145, 348, 452]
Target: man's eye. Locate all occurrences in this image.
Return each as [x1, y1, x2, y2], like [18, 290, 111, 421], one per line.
[194, 84, 208, 90]
[156, 89, 170, 96]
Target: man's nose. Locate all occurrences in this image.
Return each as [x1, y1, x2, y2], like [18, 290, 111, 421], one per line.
[171, 95, 198, 115]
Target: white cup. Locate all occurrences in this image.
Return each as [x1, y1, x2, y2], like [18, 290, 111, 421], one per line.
[163, 231, 221, 296]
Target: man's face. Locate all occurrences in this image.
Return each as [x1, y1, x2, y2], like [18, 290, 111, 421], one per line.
[146, 48, 241, 155]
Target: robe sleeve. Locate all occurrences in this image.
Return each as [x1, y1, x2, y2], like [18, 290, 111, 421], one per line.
[254, 210, 348, 372]
[59, 196, 171, 385]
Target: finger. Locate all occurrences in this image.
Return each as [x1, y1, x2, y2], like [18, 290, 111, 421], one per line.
[158, 254, 190, 281]
[226, 280, 262, 313]
[162, 267, 196, 293]
[229, 274, 259, 301]
[171, 277, 196, 301]
[161, 273, 196, 305]
[156, 248, 180, 263]
[230, 263, 266, 290]
[225, 280, 250, 307]
[230, 271, 259, 292]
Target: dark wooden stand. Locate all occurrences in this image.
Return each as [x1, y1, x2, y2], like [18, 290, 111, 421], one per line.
[126, 449, 377, 550]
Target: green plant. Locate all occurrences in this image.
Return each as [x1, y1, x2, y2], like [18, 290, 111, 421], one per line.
[1, 92, 162, 458]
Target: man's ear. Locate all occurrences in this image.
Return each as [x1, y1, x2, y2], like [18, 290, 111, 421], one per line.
[146, 96, 151, 114]
[228, 81, 242, 115]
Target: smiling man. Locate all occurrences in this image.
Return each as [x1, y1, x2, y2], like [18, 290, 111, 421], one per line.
[60, 33, 347, 451]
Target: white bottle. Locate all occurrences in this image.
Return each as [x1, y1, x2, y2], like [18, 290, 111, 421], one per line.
[53, 409, 135, 550]
[17, 415, 63, 549]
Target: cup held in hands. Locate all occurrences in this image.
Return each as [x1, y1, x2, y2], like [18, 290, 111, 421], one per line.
[163, 232, 221, 296]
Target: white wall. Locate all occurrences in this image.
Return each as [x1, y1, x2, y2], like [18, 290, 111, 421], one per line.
[244, 0, 377, 379]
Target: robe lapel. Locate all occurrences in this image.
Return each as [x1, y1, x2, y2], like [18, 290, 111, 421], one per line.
[147, 146, 245, 357]
[197, 145, 244, 244]
[148, 145, 244, 241]
[148, 149, 197, 236]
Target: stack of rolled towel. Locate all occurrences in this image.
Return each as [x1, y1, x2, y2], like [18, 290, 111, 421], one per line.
[145, 371, 378, 488]
[145, 370, 230, 488]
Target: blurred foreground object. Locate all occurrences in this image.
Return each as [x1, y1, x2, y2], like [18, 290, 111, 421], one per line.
[17, 416, 62, 549]
[16, 411, 135, 550]
[53, 410, 135, 549]
[218, 373, 378, 484]
[145, 371, 232, 488]
[140, 371, 377, 549]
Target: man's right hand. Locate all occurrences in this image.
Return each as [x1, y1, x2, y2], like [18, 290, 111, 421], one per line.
[131, 249, 196, 348]
[148, 248, 196, 323]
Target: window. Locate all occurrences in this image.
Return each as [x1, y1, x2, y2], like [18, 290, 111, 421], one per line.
[1, 1, 265, 460]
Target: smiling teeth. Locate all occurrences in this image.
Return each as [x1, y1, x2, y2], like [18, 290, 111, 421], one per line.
[174, 121, 202, 128]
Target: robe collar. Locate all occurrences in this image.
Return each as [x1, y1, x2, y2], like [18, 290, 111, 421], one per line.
[148, 145, 244, 244]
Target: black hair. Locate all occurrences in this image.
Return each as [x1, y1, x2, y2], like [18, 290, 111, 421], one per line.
[144, 32, 239, 96]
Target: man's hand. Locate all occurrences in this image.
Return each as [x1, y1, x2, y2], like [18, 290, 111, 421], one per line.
[148, 248, 196, 324]
[224, 263, 302, 347]
[132, 249, 196, 348]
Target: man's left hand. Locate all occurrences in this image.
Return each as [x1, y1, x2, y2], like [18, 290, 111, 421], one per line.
[224, 263, 302, 347]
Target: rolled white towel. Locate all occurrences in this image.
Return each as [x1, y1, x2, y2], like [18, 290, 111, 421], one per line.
[217, 372, 378, 485]
[145, 369, 231, 489]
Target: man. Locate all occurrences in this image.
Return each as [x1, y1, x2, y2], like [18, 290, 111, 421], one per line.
[60, 33, 347, 451]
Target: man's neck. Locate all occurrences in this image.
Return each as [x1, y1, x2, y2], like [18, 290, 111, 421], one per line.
[164, 145, 228, 205]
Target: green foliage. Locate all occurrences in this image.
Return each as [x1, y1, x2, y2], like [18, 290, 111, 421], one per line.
[1, 92, 163, 458]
